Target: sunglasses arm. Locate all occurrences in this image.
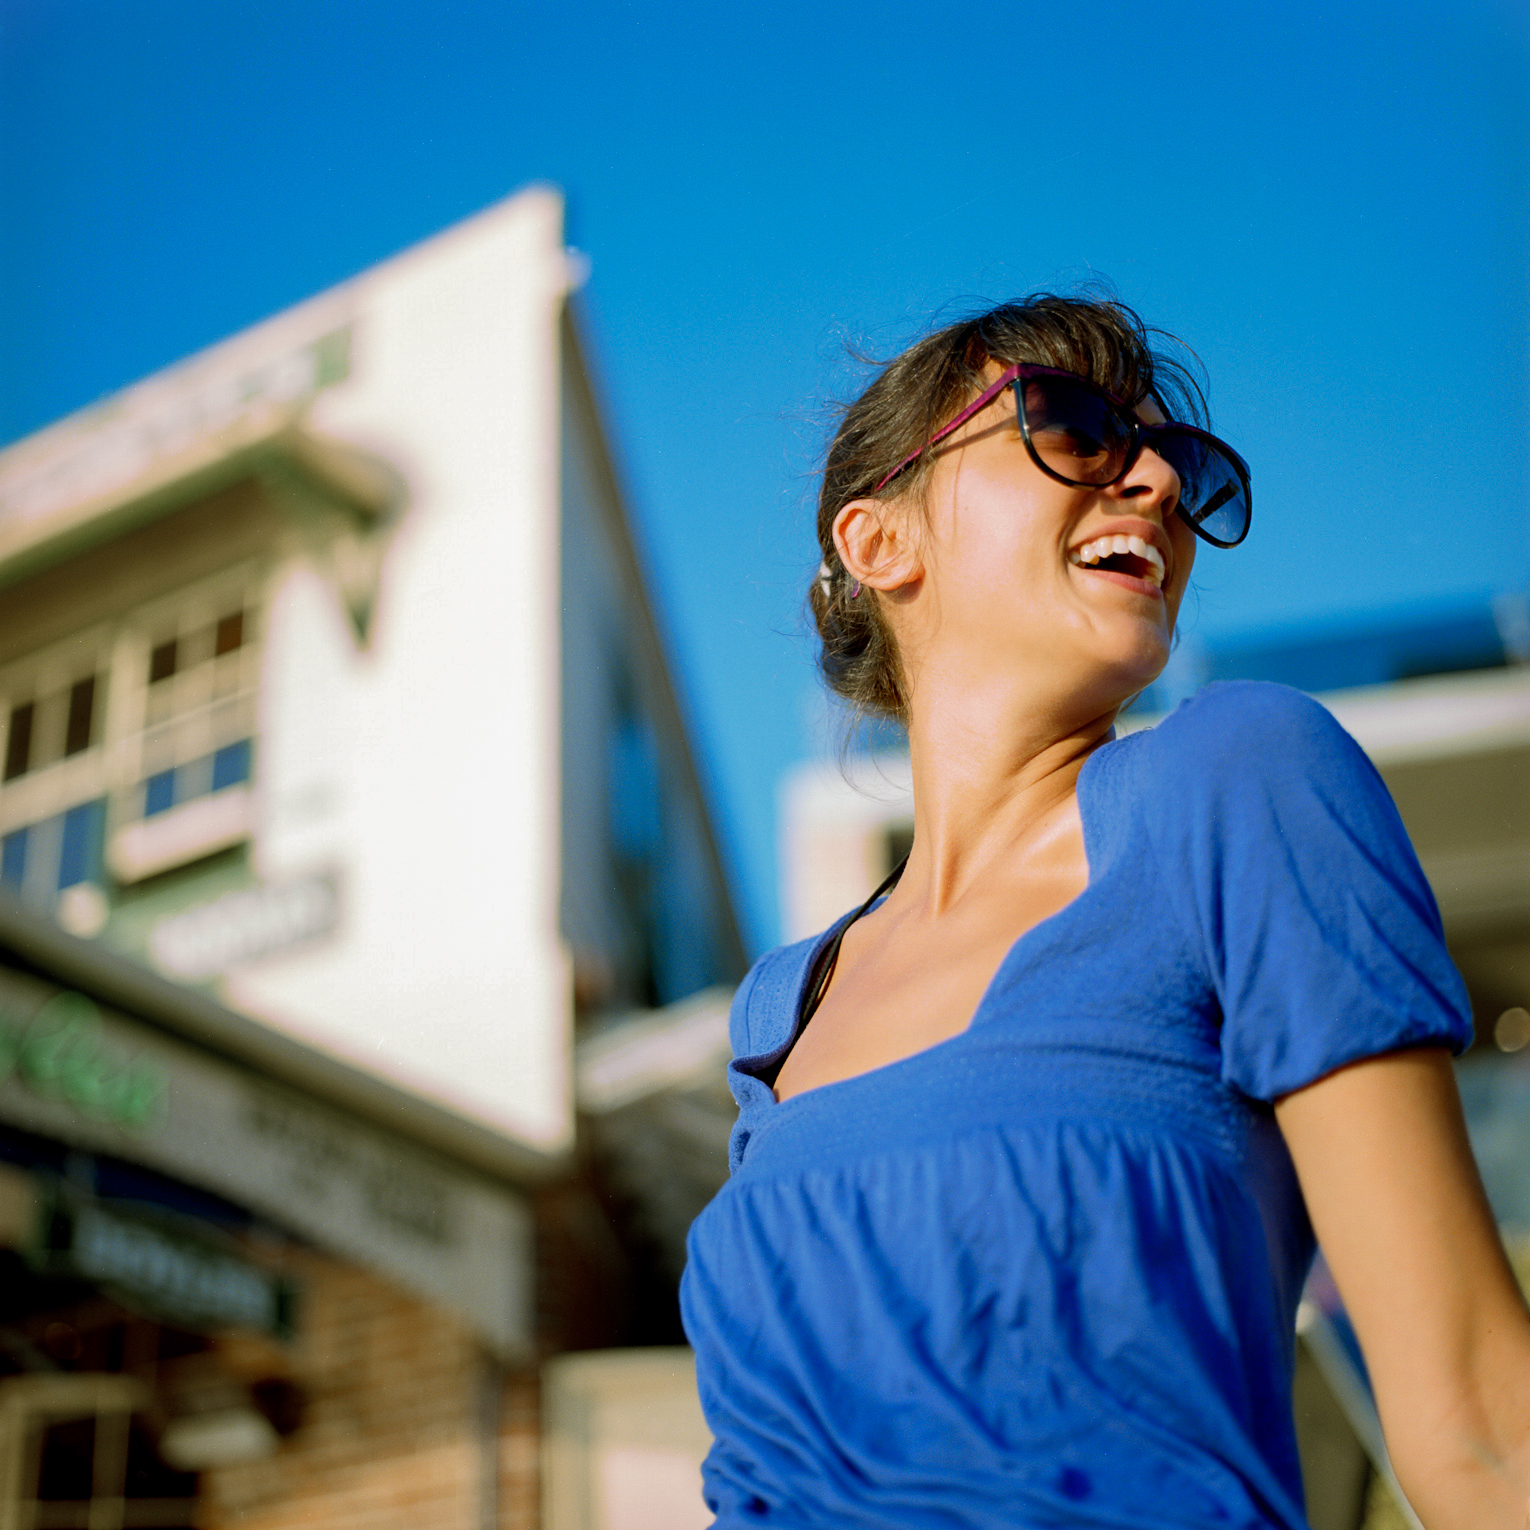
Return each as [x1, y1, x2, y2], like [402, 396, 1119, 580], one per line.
[872, 365, 1024, 493]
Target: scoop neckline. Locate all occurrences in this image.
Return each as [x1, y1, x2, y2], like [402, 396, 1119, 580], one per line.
[759, 734, 1121, 1114]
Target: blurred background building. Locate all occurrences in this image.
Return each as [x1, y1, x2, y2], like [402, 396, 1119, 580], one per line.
[0, 188, 745, 1530]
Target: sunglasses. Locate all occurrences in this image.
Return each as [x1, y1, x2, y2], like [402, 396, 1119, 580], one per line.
[874, 364, 1252, 549]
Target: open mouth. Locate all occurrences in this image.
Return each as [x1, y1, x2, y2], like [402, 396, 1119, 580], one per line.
[1068, 534, 1165, 590]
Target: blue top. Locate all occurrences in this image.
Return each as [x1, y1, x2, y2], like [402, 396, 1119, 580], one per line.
[681, 682, 1472, 1529]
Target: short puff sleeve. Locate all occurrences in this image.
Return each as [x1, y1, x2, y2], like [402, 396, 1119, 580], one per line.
[1146, 682, 1472, 1101]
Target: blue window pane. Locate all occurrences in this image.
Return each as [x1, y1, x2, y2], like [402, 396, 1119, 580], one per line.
[58, 799, 105, 890]
[1, 828, 26, 888]
[177, 754, 213, 802]
[144, 770, 176, 817]
[610, 721, 661, 859]
[211, 739, 252, 792]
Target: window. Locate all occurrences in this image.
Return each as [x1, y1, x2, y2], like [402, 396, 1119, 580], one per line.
[3, 674, 99, 782]
[26, 1405, 201, 1530]
[1, 800, 108, 902]
[141, 740, 252, 819]
[149, 639, 178, 685]
[5, 702, 33, 780]
[65, 676, 97, 757]
[0, 1353, 200, 1529]
[135, 599, 257, 818]
[0, 630, 111, 917]
[609, 718, 661, 861]
[0, 565, 264, 908]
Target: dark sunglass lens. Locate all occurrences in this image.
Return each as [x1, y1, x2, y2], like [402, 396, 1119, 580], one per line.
[1158, 435, 1250, 547]
[1019, 376, 1133, 485]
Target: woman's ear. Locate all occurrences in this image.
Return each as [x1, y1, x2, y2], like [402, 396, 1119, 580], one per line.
[832, 498, 922, 595]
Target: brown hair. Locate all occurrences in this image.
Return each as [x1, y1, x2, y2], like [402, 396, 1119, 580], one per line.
[809, 292, 1208, 724]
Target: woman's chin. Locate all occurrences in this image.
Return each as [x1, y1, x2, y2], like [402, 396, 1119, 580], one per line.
[1096, 631, 1173, 695]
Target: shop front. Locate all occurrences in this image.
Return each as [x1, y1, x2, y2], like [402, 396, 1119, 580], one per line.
[0, 893, 547, 1530]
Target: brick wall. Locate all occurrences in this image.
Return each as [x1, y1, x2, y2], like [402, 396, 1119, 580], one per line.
[198, 1249, 539, 1530]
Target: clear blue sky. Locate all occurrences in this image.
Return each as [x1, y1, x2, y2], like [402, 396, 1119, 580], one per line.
[3, 0, 1527, 952]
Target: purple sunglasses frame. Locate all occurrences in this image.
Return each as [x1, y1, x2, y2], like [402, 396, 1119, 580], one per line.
[871, 363, 1252, 548]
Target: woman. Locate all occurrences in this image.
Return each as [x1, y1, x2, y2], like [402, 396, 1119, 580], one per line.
[680, 294, 1530, 1528]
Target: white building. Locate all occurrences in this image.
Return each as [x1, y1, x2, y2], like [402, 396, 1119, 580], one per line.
[0, 187, 745, 1529]
[0, 186, 743, 1162]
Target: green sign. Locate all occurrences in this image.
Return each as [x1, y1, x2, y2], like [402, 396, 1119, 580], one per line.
[0, 991, 166, 1131]
[38, 1192, 296, 1338]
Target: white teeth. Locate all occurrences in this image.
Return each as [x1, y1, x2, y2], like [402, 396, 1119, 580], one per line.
[1068, 534, 1165, 588]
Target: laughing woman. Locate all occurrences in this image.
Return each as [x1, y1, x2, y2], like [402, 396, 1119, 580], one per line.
[680, 295, 1530, 1528]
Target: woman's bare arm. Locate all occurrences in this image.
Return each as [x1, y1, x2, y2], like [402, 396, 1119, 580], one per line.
[1276, 1047, 1530, 1530]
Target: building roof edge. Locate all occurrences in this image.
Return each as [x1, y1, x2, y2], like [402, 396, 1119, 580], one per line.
[558, 300, 752, 977]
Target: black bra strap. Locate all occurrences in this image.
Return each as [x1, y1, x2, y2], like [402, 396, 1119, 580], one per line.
[800, 852, 910, 1030]
[756, 854, 910, 1090]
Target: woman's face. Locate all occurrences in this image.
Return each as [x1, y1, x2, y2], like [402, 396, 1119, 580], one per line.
[851, 367, 1198, 717]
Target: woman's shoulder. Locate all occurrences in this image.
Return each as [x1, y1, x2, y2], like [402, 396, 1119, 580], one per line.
[727, 932, 826, 1062]
[1125, 685, 1472, 1094]
[1106, 679, 1405, 873]
[1117, 680, 1377, 809]
[1139, 679, 1357, 766]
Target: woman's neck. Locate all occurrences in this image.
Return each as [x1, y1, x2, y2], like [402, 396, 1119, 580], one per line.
[898, 671, 1119, 915]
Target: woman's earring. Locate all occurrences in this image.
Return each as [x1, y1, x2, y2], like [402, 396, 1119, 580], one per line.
[849, 580, 862, 600]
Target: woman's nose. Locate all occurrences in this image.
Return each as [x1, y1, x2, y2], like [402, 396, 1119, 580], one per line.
[1119, 444, 1181, 514]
